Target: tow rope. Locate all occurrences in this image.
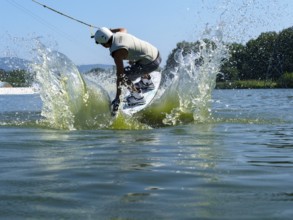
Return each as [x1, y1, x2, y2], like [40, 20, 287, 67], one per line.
[32, 0, 98, 29]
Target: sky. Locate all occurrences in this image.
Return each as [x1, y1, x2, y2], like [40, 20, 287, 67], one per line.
[1, 0, 293, 66]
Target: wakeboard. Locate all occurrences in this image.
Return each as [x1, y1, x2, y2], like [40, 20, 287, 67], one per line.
[121, 71, 161, 116]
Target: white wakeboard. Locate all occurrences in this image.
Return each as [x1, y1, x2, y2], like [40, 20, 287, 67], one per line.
[122, 71, 161, 115]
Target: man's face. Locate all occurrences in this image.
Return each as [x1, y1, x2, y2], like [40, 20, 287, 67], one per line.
[95, 41, 110, 48]
[101, 42, 111, 48]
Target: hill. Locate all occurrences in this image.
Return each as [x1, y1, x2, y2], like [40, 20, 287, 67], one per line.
[0, 57, 113, 73]
[0, 57, 30, 71]
[77, 64, 113, 73]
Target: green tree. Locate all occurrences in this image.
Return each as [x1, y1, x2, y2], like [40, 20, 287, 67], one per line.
[163, 39, 216, 75]
[0, 69, 30, 87]
[164, 41, 200, 72]
[220, 43, 246, 81]
[276, 27, 293, 73]
[241, 31, 278, 80]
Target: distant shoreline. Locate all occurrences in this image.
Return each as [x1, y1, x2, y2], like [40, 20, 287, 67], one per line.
[0, 87, 36, 95]
[215, 80, 293, 89]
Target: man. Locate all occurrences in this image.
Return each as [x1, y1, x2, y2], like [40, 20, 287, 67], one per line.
[93, 27, 161, 115]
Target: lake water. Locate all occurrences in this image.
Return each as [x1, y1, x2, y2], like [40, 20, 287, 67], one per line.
[0, 89, 293, 219]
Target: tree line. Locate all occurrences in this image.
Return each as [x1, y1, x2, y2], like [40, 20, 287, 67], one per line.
[164, 26, 293, 88]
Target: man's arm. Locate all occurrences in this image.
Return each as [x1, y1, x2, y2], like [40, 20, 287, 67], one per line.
[112, 49, 128, 100]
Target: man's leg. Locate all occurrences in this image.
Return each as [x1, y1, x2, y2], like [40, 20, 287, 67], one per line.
[121, 72, 146, 106]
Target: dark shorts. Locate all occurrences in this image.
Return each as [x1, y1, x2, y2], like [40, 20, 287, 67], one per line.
[124, 53, 162, 81]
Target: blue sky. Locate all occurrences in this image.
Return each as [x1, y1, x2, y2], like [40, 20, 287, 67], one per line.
[1, 0, 293, 66]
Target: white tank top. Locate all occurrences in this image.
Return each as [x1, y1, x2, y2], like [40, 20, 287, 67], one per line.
[110, 32, 158, 65]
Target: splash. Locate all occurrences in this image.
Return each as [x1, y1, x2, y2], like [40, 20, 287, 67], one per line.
[31, 41, 112, 130]
[138, 27, 229, 126]
[1, 33, 229, 130]
[83, 69, 151, 130]
[30, 40, 151, 130]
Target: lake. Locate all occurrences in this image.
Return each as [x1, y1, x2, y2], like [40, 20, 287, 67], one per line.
[0, 89, 292, 219]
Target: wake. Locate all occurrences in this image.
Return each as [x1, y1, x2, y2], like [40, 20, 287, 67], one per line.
[26, 26, 228, 130]
[31, 42, 112, 130]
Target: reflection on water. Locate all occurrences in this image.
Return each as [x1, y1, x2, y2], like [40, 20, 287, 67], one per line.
[1, 88, 293, 219]
[22, 125, 227, 217]
[1, 117, 293, 219]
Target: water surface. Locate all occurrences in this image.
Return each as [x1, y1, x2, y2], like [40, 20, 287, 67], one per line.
[0, 89, 292, 219]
